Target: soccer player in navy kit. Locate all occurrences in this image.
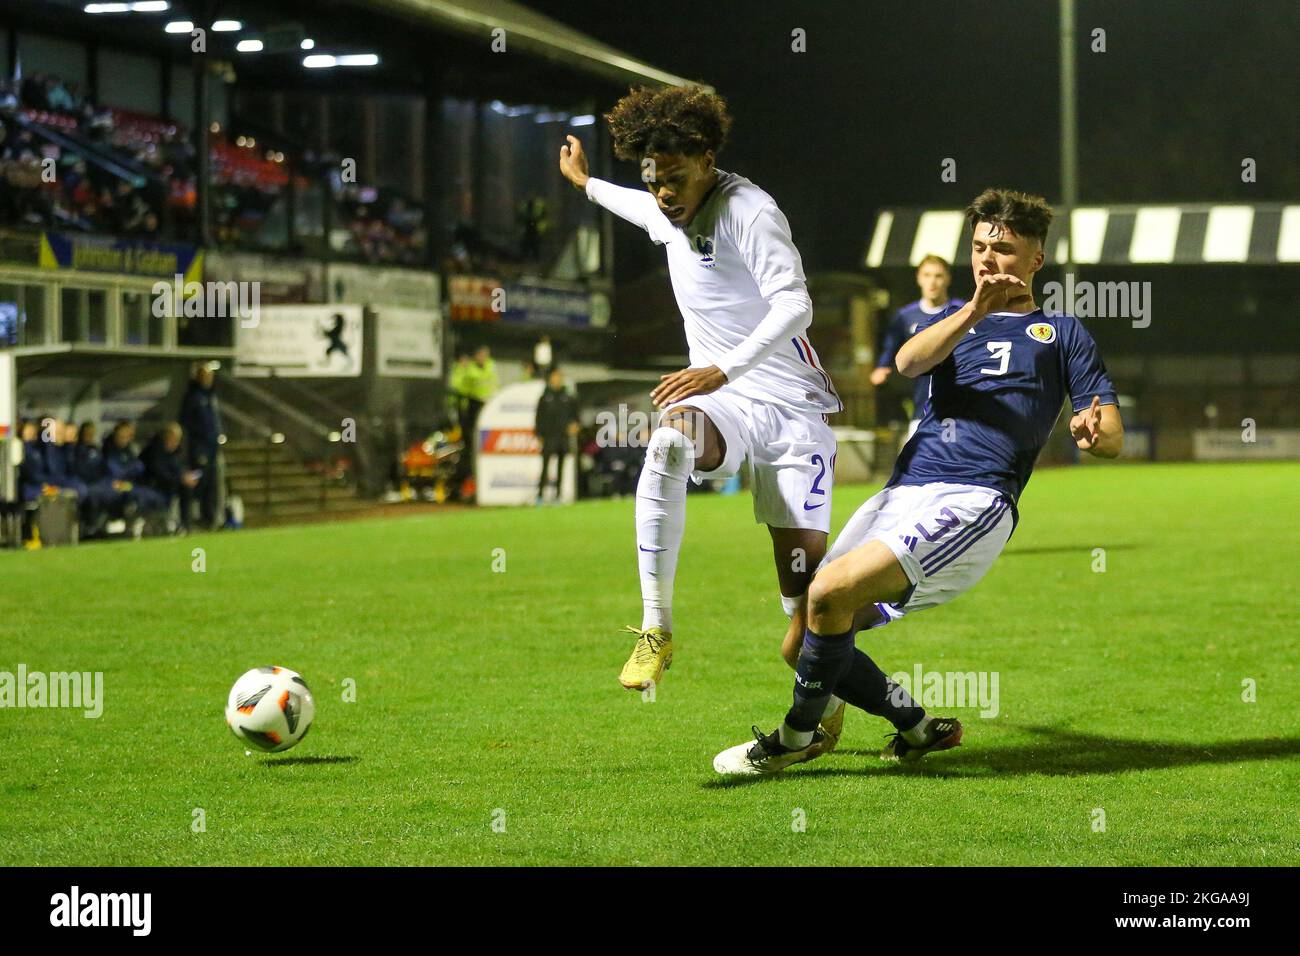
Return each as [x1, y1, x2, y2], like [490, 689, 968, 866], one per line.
[715, 188, 1124, 775]
[873, 255, 965, 441]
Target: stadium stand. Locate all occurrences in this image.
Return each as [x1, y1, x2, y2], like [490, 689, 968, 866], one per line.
[1, 0, 697, 548]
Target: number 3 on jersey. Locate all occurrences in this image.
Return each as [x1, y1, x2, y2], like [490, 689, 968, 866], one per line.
[980, 341, 1012, 376]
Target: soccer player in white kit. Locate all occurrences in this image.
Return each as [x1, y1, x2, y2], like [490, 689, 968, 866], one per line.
[559, 86, 842, 722]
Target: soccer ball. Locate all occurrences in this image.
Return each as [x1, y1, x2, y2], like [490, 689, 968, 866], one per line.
[225, 666, 315, 753]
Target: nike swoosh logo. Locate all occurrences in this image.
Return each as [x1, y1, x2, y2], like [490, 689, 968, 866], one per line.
[639, 546, 666, 552]
[802, 502, 824, 511]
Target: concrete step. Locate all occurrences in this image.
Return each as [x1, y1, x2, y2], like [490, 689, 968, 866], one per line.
[232, 485, 358, 507]
[224, 461, 312, 480]
[227, 472, 351, 492]
[222, 448, 301, 465]
[241, 498, 371, 521]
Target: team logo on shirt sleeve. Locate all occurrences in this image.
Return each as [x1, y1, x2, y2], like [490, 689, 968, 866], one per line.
[1026, 322, 1057, 344]
[692, 235, 716, 267]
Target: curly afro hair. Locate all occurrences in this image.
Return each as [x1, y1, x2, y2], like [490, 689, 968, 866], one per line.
[603, 85, 732, 162]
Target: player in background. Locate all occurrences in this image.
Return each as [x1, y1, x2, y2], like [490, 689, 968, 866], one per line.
[714, 188, 1124, 775]
[560, 87, 843, 738]
[873, 255, 965, 441]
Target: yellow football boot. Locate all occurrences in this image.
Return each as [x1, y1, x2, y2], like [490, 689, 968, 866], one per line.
[806, 700, 845, 759]
[618, 625, 673, 690]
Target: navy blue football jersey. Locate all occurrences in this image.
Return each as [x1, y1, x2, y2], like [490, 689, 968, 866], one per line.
[878, 298, 966, 417]
[887, 305, 1117, 505]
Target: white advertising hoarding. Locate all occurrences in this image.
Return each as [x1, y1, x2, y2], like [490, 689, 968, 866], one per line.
[475, 380, 575, 506]
[235, 305, 364, 378]
[326, 264, 439, 311]
[375, 307, 442, 379]
[1193, 429, 1300, 461]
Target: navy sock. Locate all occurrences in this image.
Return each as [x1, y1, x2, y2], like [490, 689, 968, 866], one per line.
[784, 627, 855, 733]
[833, 648, 926, 732]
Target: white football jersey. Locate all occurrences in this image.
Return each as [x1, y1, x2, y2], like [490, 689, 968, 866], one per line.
[586, 170, 840, 414]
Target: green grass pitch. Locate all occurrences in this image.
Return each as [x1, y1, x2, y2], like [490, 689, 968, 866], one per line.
[2, 462, 1297, 866]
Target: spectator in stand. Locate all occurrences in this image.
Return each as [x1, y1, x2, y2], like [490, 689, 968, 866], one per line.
[178, 362, 223, 530]
[46, 78, 77, 113]
[534, 367, 580, 504]
[517, 195, 548, 261]
[78, 100, 114, 141]
[140, 422, 199, 532]
[111, 179, 151, 234]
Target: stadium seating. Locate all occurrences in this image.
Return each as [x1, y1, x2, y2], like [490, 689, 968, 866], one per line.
[1, 71, 425, 263]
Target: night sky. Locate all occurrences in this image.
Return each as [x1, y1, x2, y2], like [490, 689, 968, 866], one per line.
[525, 0, 1299, 273]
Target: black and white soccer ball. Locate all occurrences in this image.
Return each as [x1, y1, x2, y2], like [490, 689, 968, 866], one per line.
[225, 666, 315, 753]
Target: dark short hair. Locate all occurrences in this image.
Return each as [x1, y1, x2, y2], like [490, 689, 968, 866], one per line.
[966, 188, 1054, 246]
[604, 85, 732, 162]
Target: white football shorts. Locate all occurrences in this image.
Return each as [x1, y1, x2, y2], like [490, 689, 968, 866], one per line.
[663, 386, 836, 533]
[822, 481, 1015, 625]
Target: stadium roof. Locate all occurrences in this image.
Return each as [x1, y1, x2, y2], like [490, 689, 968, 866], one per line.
[866, 203, 1300, 268]
[10, 1, 703, 100]
[357, 0, 706, 90]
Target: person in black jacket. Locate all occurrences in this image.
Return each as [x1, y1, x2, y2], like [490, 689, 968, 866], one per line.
[140, 422, 199, 531]
[534, 368, 580, 504]
[178, 362, 223, 529]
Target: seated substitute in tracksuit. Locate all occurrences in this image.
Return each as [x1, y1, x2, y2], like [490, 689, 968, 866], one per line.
[73, 422, 135, 528]
[18, 421, 51, 503]
[40, 424, 88, 502]
[103, 421, 169, 515]
[139, 423, 198, 528]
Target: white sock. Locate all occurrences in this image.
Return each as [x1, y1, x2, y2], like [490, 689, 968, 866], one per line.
[635, 427, 694, 632]
[780, 593, 802, 618]
[779, 722, 815, 750]
[821, 694, 842, 717]
[902, 714, 933, 745]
